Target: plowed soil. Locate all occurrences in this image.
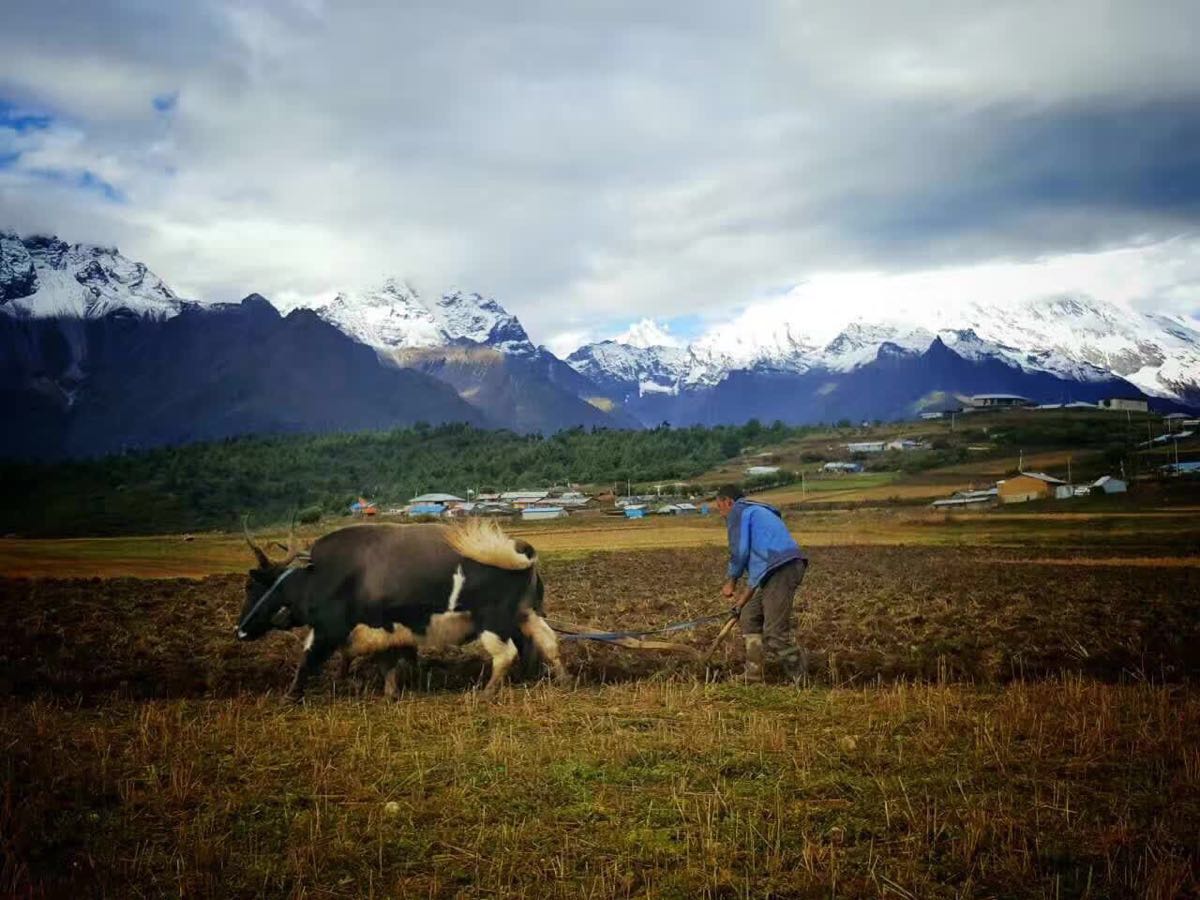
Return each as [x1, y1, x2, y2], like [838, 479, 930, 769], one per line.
[3, 546, 1197, 701]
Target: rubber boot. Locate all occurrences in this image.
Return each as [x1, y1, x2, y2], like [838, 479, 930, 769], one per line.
[744, 635, 765, 683]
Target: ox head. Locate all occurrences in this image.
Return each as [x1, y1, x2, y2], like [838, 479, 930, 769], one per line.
[236, 515, 304, 641]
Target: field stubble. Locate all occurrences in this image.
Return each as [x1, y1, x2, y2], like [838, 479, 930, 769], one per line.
[1, 542, 1198, 896]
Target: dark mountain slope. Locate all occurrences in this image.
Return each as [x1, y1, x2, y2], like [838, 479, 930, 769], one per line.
[0, 295, 488, 459]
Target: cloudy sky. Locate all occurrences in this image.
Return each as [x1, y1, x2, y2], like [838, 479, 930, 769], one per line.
[2, 0, 1199, 355]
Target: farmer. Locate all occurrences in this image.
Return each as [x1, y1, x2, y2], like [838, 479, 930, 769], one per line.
[715, 484, 809, 683]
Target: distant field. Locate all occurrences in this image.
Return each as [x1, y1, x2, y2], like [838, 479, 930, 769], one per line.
[936, 448, 1101, 477]
[4, 503, 1200, 578]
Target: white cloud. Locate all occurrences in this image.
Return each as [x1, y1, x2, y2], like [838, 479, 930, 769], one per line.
[543, 329, 595, 359]
[1, 0, 1198, 346]
[691, 237, 1200, 362]
[614, 318, 683, 348]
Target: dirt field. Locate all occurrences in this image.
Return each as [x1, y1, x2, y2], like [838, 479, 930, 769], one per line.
[2, 528, 1198, 897]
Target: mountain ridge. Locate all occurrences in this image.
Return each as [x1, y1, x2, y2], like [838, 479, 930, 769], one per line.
[566, 296, 1200, 407]
[3, 227, 1197, 459]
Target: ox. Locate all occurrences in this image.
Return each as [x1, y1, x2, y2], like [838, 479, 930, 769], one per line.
[236, 518, 568, 700]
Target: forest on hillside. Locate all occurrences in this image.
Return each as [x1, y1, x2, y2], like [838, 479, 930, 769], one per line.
[0, 421, 810, 536]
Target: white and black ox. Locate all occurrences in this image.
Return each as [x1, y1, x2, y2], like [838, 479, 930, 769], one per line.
[236, 518, 568, 700]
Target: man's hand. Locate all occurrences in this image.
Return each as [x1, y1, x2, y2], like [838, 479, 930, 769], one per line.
[720, 579, 735, 599]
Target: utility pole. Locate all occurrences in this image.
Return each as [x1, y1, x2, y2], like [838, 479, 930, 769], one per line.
[801, 470, 806, 500]
[1067, 455, 1072, 484]
[1019, 449, 1024, 472]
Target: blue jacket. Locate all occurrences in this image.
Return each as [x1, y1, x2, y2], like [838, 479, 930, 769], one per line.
[726, 499, 805, 588]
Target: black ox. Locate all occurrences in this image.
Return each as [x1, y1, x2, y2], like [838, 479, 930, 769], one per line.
[236, 518, 568, 700]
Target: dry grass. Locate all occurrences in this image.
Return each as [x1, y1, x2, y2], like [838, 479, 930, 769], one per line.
[2, 680, 1196, 898]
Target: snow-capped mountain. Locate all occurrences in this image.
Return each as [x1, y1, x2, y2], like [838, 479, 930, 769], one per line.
[0, 232, 183, 319]
[567, 295, 1200, 404]
[313, 279, 535, 356]
[566, 341, 698, 397]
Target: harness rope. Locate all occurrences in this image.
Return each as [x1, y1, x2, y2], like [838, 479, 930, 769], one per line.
[548, 612, 729, 643]
[237, 566, 301, 632]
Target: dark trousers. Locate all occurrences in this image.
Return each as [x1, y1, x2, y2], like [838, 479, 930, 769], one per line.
[739, 560, 807, 669]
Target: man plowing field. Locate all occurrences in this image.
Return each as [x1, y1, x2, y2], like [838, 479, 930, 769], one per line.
[715, 484, 809, 683]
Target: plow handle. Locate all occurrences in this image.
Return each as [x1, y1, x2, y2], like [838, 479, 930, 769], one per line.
[701, 586, 756, 665]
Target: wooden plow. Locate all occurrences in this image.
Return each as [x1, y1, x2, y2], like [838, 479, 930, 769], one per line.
[546, 588, 757, 666]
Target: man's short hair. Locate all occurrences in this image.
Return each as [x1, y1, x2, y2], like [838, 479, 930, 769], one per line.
[716, 484, 744, 501]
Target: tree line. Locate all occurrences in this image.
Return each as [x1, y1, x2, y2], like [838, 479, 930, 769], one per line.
[0, 421, 814, 536]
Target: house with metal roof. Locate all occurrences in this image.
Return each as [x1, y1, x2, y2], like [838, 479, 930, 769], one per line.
[406, 503, 447, 518]
[997, 472, 1065, 504]
[966, 394, 1032, 409]
[410, 493, 466, 504]
[521, 506, 567, 521]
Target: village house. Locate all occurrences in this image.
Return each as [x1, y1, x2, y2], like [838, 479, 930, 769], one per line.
[521, 506, 567, 521]
[1093, 475, 1128, 494]
[1099, 397, 1148, 412]
[501, 491, 549, 508]
[410, 493, 466, 505]
[885, 439, 929, 451]
[966, 393, 1033, 409]
[745, 465, 781, 476]
[822, 461, 864, 473]
[997, 472, 1066, 504]
[931, 488, 997, 508]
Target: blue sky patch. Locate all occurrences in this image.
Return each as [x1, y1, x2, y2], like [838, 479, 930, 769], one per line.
[152, 91, 178, 113]
[0, 99, 52, 133]
[27, 166, 125, 203]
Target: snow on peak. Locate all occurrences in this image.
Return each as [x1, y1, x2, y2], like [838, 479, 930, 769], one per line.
[820, 322, 935, 371]
[435, 290, 533, 353]
[316, 280, 443, 349]
[314, 280, 534, 355]
[614, 318, 682, 349]
[565, 292, 1200, 401]
[0, 231, 183, 319]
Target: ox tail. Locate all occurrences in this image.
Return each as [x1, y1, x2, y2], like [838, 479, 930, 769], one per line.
[444, 518, 536, 571]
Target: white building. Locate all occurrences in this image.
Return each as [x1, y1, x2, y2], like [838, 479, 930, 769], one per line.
[822, 461, 863, 473]
[966, 394, 1032, 409]
[521, 506, 567, 521]
[410, 493, 466, 504]
[1099, 397, 1148, 412]
[1093, 475, 1127, 494]
[745, 465, 781, 476]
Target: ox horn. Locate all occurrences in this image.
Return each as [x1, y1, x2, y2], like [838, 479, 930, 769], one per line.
[242, 514, 270, 569]
[276, 512, 301, 567]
